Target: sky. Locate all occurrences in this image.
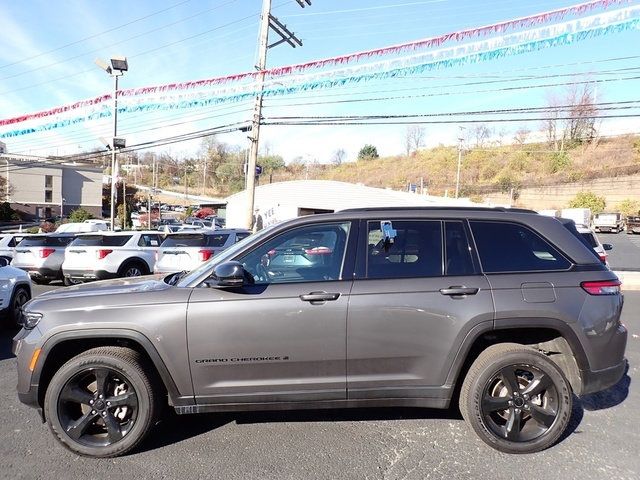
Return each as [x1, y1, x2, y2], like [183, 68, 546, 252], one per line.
[1, 0, 640, 164]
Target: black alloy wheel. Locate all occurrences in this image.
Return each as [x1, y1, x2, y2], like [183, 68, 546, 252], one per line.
[45, 347, 159, 457]
[121, 263, 145, 278]
[57, 368, 139, 447]
[480, 364, 559, 443]
[460, 343, 572, 454]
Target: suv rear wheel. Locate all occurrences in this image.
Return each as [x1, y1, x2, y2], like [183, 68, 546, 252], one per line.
[119, 261, 147, 278]
[459, 343, 572, 454]
[44, 347, 159, 457]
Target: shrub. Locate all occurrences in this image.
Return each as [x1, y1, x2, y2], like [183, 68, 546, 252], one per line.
[568, 191, 606, 214]
[68, 208, 93, 223]
[617, 198, 640, 217]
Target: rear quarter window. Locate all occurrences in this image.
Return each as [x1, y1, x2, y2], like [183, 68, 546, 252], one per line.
[206, 234, 230, 247]
[470, 221, 571, 273]
[19, 236, 75, 247]
[161, 234, 206, 247]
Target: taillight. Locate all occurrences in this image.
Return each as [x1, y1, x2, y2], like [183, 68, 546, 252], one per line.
[199, 249, 214, 261]
[97, 249, 113, 260]
[598, 253, 607, 264]
[581, 280, 621, 295]
[39, 248, 55, 258]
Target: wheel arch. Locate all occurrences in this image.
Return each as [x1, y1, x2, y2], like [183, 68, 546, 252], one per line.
[34, 329, 187, 415]
[447, 319, 588, 399]
[118, 257, 151, 275]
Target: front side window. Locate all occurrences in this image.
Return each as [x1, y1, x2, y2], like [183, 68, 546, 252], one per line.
[470, 221, 571, 273]
[367, 220, 442, 279]
[237, 222, 350, 284]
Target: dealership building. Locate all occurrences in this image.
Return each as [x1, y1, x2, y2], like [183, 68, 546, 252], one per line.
[1, 152, 103, 220]
[224, 180, 480, 229]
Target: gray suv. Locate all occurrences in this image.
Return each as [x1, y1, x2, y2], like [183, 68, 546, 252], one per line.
[13, 208, 627, 457]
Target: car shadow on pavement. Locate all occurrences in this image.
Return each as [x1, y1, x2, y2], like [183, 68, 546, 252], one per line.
[0, 327, 19, 361]
[138, 407, 462, 453]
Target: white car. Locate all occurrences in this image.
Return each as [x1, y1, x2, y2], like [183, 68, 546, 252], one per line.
[62, 230, 163, 284]
[577, 226, 612, 265]
[0, 258, 32, 326]
[56, 222, 107, 233]
[154, 229, 250, 274]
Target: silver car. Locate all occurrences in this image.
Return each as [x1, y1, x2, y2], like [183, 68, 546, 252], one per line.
[154, 229, 250, 274]
[12, 233, 75, 284]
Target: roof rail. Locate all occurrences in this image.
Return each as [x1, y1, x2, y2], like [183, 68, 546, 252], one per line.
[340, 206, 538, 214]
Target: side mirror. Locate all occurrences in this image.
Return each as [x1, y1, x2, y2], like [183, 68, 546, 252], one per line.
[0, 257, 8, 267]
[603, 243, 613, 251]
[209, 261, 246, 287]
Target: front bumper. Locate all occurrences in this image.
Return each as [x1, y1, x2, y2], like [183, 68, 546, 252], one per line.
[12, 328, 42, 410]
[580, 358, 628, 396]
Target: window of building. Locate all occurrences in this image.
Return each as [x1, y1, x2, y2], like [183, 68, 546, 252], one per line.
[367, 220, 442, 279]
[470, 221, 571, 273]
[45, 175, 53, 188]
[44, 191, 53, 203]
[44, 175, 53, 203]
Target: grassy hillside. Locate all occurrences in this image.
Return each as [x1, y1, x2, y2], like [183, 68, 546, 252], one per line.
[269, 135, 640, 198]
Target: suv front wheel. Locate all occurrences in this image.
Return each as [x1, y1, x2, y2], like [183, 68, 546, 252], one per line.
[459, 343, 572, 454]
[44, 347, 159, 457]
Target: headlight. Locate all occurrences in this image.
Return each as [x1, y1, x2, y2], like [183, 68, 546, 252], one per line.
[22, 312, 43, 330]
[0, 279, 12, 290]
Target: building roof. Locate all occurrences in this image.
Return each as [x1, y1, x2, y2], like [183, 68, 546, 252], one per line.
[225, 180, 480, 211]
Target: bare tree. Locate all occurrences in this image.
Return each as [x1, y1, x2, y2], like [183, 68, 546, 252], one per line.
[472, 124, 491, 147]
[405, 125, 426, 156]
[513, 128, 531, 145]
[331, 148, 346, 165]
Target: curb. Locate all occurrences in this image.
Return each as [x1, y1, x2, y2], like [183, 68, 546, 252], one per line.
[613, 271, 640, 291]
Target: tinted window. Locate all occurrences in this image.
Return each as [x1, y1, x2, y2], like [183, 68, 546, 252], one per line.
[162, 234, 206, 247]
[445, 221, 476, 276]
[367, 220, 442, 279]
[235, 232, 250, 243]
[470, 221, 571, 273]
[70, 235, 132, 247]
[206, 234, 229, 247]
[580, 232, 598, 248]
[19, 235, 74, 247]
[238, 222, 350, 284]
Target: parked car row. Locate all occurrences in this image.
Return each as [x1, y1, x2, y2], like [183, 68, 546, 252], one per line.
[1, 228, 250, 285]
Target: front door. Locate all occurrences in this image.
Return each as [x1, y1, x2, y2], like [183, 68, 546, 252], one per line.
[187, 221, 355, 405]
[347, 218, 494, 400]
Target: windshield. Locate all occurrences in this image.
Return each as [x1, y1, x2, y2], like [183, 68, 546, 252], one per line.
[176, 225, 272, 287]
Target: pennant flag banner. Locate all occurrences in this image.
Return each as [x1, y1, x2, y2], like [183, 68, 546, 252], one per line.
[1, 0, 638, 139]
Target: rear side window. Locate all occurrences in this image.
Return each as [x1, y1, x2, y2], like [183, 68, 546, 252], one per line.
[367, 220, 442, 279]
[70, 235, 132, 247]
[445, 221, 476, 276]
[161, 234, 206, 247]
[470, 221, 571, 273]
[138, 234, 161, 247]
[19, 236, 74, 247]
[205, 234, 230, 247]
[235, 232, 250, 243]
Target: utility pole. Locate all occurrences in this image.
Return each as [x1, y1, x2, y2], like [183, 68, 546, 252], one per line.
[245, 0, 310, 229]
[455, 126, 465, 199]
[202, 157, 207, 196]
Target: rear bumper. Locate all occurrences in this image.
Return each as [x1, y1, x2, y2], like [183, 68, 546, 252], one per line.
[63, 269, 118, 281]
[580, 358, 628, 396]
[17, 267, 60, 281]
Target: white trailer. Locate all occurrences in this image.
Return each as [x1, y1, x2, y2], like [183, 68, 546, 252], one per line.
[593, 212, 624, 234]
[560, 208, 591, 228]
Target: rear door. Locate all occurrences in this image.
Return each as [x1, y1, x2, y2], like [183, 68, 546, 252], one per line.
[347, 218, 494, 400]
[137, 233, 162, 271]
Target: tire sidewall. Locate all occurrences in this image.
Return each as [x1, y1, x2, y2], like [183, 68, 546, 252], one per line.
[44, 353, 153, 457]
[465, 350, 572, 454]
[9, 286, 30, 324]
[120, 261, 146, 278]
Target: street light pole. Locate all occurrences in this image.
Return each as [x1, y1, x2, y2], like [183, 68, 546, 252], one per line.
[110, 73, 119, 230]
[455, 126, 465, 199]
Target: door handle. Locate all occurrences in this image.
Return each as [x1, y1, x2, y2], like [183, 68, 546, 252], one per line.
[439, 286, 479, 296]
[299, 291, 340, 303]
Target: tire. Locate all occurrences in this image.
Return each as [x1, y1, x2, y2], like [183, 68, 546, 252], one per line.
[44, 347, 160, 458]
[8, 286, 30, 326]
[459, 343, 572, 454]
[118, 261, 147, 278]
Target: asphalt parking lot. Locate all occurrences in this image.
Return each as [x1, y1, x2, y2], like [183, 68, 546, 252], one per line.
[597, 231, 640, 271]
[0, 283, 637, 479]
